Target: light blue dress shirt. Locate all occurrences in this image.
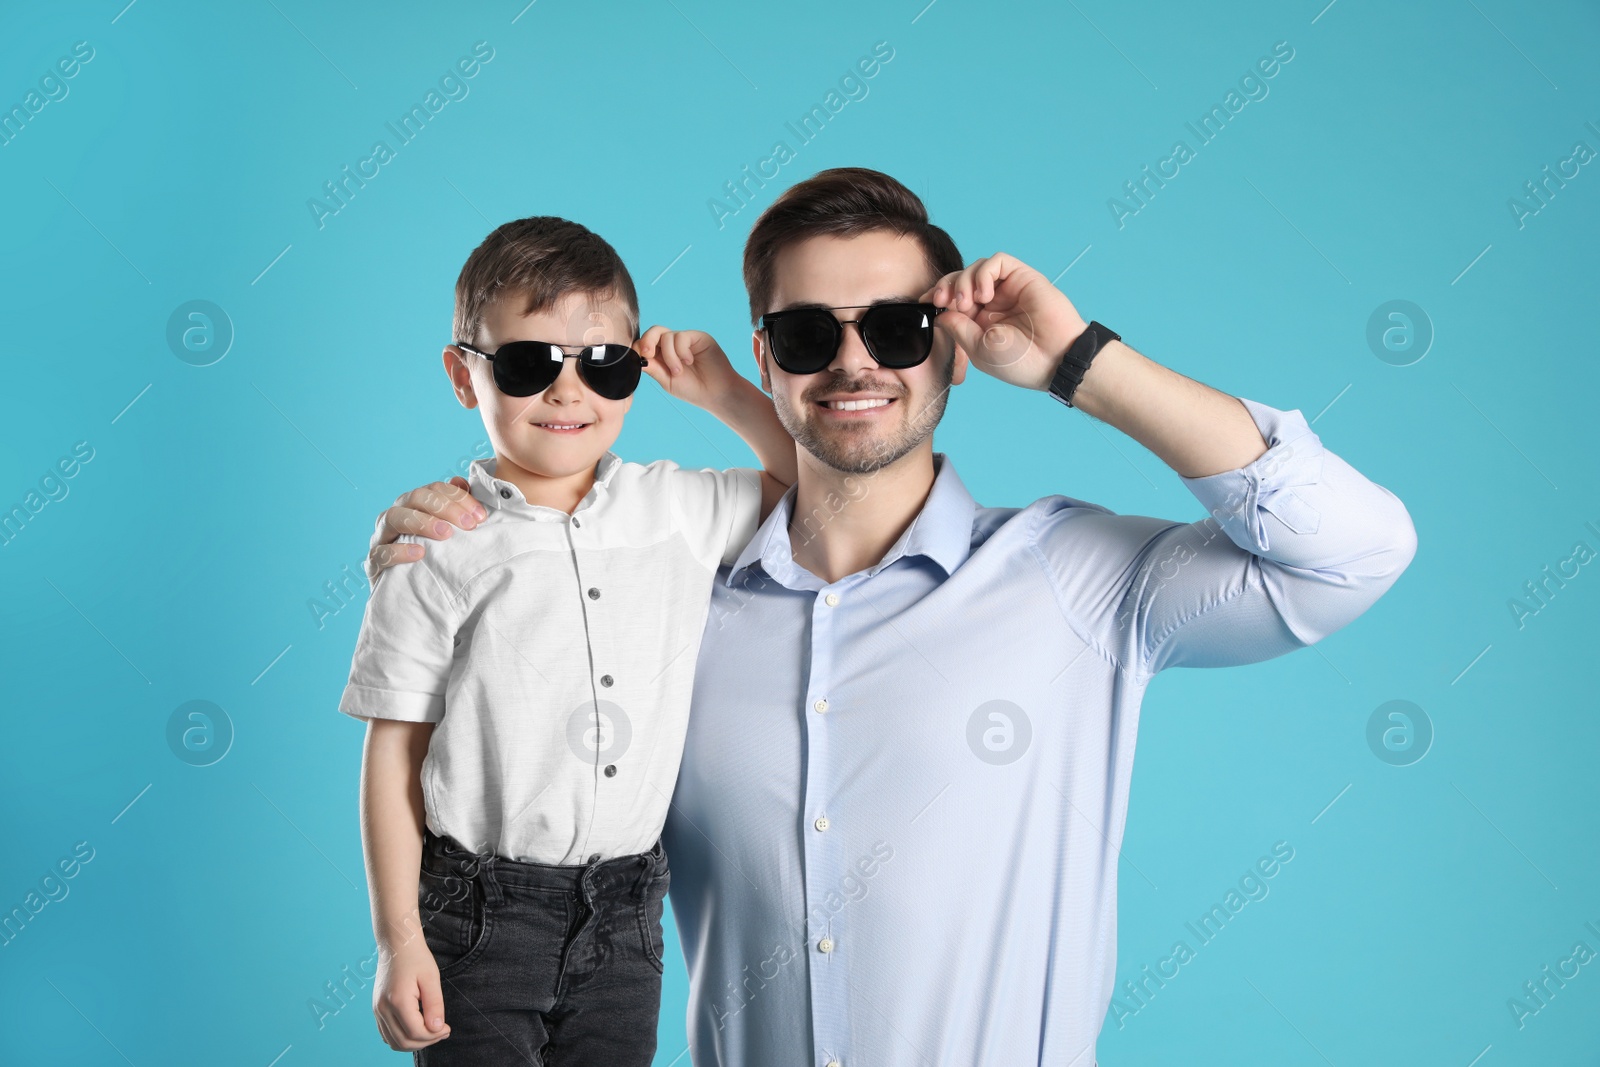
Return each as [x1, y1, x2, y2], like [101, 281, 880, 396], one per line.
[662, 397, 1417, 1066]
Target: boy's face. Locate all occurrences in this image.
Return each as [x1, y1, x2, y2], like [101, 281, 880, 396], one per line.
[444, 290, 635, 482]
[752, 229, 967, 475]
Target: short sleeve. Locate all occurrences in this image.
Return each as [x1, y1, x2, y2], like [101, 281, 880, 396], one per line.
[338, 535, 458, 723]
[667, 465, 764, 568]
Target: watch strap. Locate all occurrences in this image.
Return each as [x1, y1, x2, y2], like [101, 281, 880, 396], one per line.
[1047, 321, 1120, 408]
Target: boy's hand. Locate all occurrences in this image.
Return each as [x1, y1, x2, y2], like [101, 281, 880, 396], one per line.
[637, 325, 750, 413]
[373, 939, 451, 1050]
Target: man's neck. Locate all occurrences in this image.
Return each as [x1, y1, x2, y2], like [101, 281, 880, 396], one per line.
[491, 452, 598, 515]
[787, 443, 938, 584]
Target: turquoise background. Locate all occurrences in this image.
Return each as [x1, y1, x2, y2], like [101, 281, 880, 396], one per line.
[2, 0, 1597, 1063]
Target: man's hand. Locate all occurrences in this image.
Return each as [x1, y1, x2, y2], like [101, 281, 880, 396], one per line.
[920, 253, 1089, 392]
[637, 326, 748, 413]
[366, 479, 487, 580]
[372, 939, 451, 1050]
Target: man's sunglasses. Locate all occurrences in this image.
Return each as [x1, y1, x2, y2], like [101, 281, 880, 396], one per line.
[452, 339, 647, 400]
[758, 302, 945, 376]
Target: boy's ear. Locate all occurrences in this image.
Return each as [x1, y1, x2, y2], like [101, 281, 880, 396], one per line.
[443, 346, 478, 409]
[749, 330, 771, 394]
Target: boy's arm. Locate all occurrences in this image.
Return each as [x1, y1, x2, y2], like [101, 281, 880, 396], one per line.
[361, 717, 452, 1049]
[637, 326, 798, 519]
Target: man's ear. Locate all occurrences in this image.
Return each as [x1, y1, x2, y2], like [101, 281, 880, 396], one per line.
[947, 334, 969, 387]
[443, 346, 478, 409]
[750, 329, 771, 394]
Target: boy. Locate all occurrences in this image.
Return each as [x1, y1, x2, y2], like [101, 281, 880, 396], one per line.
[338, 216, 797, 1064]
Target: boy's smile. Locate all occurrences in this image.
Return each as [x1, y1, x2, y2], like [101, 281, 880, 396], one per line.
[444, 290, 636, 510]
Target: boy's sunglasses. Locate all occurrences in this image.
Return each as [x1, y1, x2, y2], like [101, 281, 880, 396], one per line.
[758, 302, 945, 376]
[453, 339, 647, 401]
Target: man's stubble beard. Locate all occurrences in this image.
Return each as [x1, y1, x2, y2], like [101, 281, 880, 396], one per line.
[772, 357, 955, 475]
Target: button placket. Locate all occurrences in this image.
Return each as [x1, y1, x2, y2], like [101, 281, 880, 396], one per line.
[802, 582, 848, 1054]
[565, 511, 616, 842]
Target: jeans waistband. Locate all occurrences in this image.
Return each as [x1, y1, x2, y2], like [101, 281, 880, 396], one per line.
[422, 827, 665, 904]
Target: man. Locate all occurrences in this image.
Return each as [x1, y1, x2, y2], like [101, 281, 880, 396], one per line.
[367, 167, 1416, 1065]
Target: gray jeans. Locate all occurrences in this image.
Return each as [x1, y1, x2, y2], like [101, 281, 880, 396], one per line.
[414, 826, 669, 1066]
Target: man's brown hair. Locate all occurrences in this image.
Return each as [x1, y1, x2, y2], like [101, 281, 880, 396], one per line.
[742, 167, 963, 324]
[453, 216, 639, 345]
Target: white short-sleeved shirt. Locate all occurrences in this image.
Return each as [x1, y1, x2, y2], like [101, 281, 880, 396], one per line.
[339, 452, 762, 866]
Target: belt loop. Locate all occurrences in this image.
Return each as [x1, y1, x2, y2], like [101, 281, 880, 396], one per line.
[479, 851, 503, 908]
[633, 850, 654, 901]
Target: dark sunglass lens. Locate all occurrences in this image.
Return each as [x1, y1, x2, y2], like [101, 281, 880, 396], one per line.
[769, 311, 839, 373]
[580, 354, 641, 400]
[581, 344, 632, 367]
[861, 304, 936, 367]
[491, 342, 565, 396]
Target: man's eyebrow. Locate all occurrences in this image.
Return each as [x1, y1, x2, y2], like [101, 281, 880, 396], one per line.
[769, 295, 924, 314]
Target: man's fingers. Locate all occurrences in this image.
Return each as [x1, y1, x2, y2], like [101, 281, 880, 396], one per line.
[367, 541, 424, 579]
[380, 505, 455, 542]
[397, 481, 485, 529]
[934, 309, 986, 361]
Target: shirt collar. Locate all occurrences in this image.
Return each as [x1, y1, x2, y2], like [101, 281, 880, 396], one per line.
[468, 451, 623, 518]
[725, 452, 978, 589]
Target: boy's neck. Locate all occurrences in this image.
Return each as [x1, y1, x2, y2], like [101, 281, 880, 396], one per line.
[490, 452, 599, 515]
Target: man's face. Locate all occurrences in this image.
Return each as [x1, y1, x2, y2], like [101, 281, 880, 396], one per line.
[444, 291, 634, 481]
[752, 230, 967, 475]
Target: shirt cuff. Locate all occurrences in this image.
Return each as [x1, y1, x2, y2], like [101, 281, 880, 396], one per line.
[339, 683, 444, 724]
[1177, 397, 1326, 555]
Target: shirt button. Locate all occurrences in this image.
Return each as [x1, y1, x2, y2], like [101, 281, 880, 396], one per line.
[572, 517, 582, 528]
[814, 815, 829, 832]
[826, 1061, 841, 1067]
[604, 764, 617, 777]
[817, 937, 834, 954]
[600, 674, 613, 687]
[813, 698, 829, 714]
[498, 487, 511, 499]
[588, 587, 601, 600]
[824, 592, 840, 607]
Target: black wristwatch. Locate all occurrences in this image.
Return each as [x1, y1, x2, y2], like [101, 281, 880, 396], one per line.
[1046, 321, 1120, 408]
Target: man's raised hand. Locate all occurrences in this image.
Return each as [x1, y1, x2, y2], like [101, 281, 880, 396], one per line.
[920, 252, 1089, 391]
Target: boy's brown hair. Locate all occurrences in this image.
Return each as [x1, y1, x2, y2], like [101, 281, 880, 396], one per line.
[742, 167, 964, 324]
[453, 216, 639, 345]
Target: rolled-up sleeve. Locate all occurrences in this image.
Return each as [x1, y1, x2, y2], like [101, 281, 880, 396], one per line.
[338, 534, 458, 723]
[1125, 397, 1417, 682]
